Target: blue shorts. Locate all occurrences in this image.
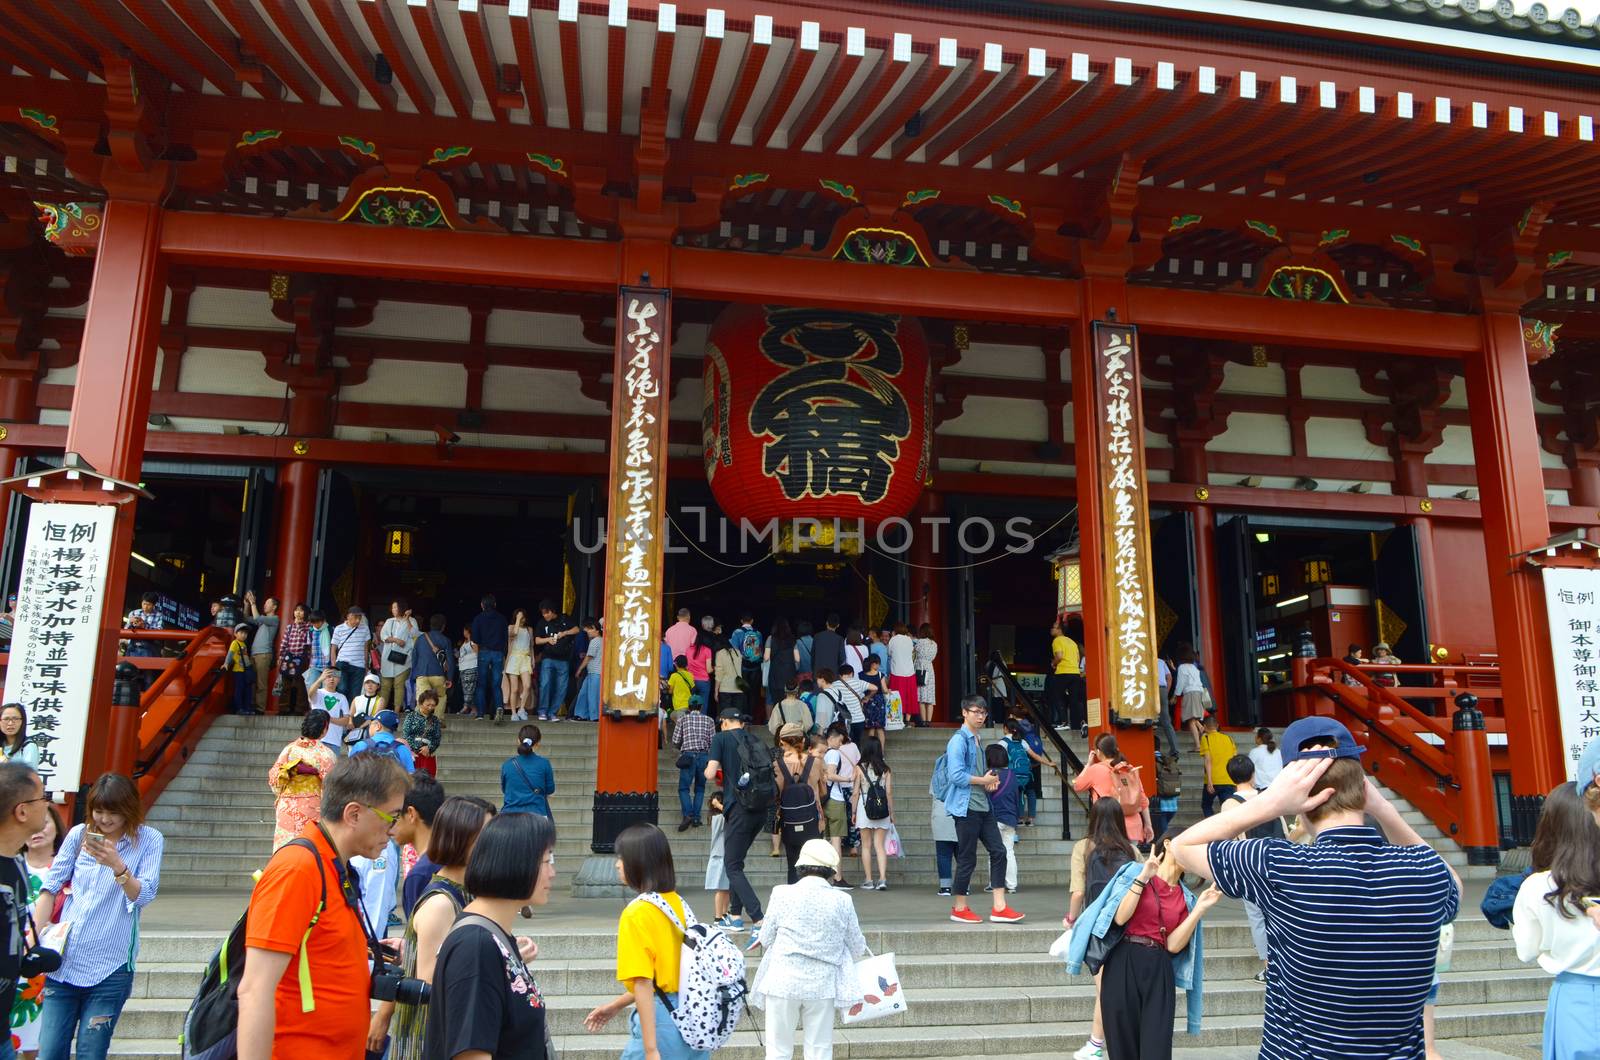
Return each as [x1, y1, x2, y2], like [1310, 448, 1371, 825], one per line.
[619, 991, 710, 1060]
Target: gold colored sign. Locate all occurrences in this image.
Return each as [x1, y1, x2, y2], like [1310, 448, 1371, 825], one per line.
[1092, 322, 1161, 722]
[599, 287, 671, 717]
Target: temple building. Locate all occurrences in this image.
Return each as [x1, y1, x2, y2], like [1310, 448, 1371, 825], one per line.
[1, 0, 1598, 854]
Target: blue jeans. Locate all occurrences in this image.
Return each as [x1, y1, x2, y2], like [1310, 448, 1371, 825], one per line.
[693, 679, 711, 712]
[935, 838, 957, 887]
[337, 661, 365, 701]
[620, 992, 709, 1060]
[573, 671, 601, 721]
[0, 1031, 15, 1060]
[476, 650, 505, 714]
[538, 657, 570, 718]
[38, 967, 134, 1060]
[678, 752, 708, 820]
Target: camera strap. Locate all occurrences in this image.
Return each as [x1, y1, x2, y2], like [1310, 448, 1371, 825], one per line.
[314, 822, 387, 970]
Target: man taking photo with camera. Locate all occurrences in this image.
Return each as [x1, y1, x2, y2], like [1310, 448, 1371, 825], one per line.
[237, 754, 409, 1060]
[0, 762, 50, 1060]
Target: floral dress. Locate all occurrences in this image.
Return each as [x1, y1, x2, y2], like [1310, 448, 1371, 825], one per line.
[913, 637, 938, 707]
[9, 856, 51, 1052]
[268, 737, 337, 849]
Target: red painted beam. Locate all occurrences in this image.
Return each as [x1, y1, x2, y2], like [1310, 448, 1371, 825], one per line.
[1128, 286, 1479, 356]
[159, 211, 618, 290]
[782, 44, 861, 152]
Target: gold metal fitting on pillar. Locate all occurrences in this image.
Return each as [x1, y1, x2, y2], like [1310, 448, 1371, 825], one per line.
[1194, 486, 1209, 501]
[292, 440, 310, 455]
[1419, 499, 1434, 513]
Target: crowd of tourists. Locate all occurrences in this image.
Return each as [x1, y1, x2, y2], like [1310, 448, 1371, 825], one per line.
[2, 591, 1594, 1060]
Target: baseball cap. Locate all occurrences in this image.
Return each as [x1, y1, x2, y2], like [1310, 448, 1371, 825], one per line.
[1280, 716, 1366, 765]
[717, 708, 743, 724]
[1576, 735, 1600, 792]
[375, 709, 401, 731]
[778, 722, 804, 742]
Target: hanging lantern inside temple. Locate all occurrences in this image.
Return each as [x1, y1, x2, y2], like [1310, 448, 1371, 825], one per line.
[702, 305, 932, 557]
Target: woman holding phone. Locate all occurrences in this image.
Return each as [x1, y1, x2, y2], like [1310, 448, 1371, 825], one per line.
[33, 773, 164, 1060]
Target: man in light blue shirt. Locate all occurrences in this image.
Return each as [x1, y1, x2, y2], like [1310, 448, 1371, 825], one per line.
[942, 695, 1022, 925]
[348, 710, 413, 931]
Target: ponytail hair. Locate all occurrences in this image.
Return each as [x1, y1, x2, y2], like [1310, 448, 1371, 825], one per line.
[1256, 726, 1277, 754]
[517, 724, 541, 754]
[1094, 732, 1124, 765]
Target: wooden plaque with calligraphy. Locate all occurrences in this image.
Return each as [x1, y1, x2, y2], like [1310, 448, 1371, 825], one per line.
[1092, 322, 1161, 723]
[599, 287, 671, 716]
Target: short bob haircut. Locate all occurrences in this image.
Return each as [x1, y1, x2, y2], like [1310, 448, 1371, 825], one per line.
[86, 773, 146, 835]
[427, 795, 497, 868]
[465, 812, 556, 900]
[615, 822, 676, 894]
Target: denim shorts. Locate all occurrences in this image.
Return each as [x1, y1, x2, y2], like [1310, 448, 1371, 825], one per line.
[619, 992, 710, 1060]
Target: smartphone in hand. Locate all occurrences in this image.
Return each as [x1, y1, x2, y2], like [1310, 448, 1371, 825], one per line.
[85, 831, 106, 845]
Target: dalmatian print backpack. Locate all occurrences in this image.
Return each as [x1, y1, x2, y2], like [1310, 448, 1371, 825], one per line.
[632, 892, 748, 1051]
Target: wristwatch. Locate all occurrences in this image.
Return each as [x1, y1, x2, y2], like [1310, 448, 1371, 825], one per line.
[114, 868, 130, 884]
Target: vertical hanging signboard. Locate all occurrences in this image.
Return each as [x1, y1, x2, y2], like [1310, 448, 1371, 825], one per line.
[1, 503, 117, 793]
[1540, 566, 1600, 777]
[1093, 321, 1161, 722]
[600, 286, 672, 716]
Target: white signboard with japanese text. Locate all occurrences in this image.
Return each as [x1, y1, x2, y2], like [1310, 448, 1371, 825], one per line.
[1541, 566, 1600, 779]
[1, 503, 117, 793]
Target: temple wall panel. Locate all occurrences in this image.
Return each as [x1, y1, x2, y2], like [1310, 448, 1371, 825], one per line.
[340, 359, 469, 407]
[186, 286, 286, 330]
[1424, 424, 1475, 466]
[938, 395, 1048, 441]
[1304, 416, 1383, 462]
[945, 342, 1047, 380]
[41, 361, 77, 387]
[1298, 365, 1377, 402]
[1208, 412, 1293, 455]
[1218, 361, 1287, 396]
[484, 309, 610, 349]
[480, 365, 609, 414]
[347, 301, 471, 343]
[1430, 522, 1497, 654]
[178, 348, 278, 396]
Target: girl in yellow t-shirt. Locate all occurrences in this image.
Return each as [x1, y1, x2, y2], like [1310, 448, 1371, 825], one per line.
[582, 824, 709, 1060]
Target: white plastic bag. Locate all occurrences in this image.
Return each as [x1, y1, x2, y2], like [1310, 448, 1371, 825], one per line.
[842, 951, 907, 1024]
[884, 821, 905, 858]
[884, 689, 906, 731]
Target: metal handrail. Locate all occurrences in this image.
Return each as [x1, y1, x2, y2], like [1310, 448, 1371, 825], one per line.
[985, 651, 1090, 841]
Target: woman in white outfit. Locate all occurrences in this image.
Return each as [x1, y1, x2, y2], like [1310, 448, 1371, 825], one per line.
[751, 839, 868, 1060]
[912, 624, 938, 719]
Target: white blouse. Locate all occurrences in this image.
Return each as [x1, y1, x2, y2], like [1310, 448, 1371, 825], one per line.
[887, 634, 916, 677]
[1171, 662, 1204, 697]
[1513, 870, 1600, 976]
[751, 875, 868, 1008]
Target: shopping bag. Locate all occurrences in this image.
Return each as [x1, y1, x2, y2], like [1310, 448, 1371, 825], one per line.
[884, 821, 904, 858]
[842, 950, 907, 1024]
[884, 689, 906, 731]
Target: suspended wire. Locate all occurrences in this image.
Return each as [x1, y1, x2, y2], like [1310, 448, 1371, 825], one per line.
[862, 505, 1077, 572]
[665, 513, 776, 570]
[669, 551, 776, 595]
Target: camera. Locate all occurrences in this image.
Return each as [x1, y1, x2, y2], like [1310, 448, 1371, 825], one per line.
[371, 961, 430, 1006]
[21, 946, 62, 978]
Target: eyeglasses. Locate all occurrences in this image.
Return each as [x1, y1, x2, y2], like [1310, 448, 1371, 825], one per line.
[366, 804, 401, 827]
[20, 794, 51, 806]
[962, 706, 988, 715]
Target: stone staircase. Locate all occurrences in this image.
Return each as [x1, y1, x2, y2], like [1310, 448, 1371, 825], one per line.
[110, 716, 1533, 1057]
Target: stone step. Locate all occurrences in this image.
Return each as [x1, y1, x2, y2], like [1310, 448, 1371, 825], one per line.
[106, 968, 1552, 1043]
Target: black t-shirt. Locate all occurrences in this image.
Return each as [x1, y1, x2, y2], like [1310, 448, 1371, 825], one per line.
[811, 629, 845, 676]
[708, 728, 752, 804]
[425, 918, 546, 1060]
[537, 615, 576, 661]
[0, 854, 30, 1016]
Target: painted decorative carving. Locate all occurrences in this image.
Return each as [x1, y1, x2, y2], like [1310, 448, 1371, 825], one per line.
[236, 129, 282, 148]
[34, 202, 103, 256]
[1523, 318, 1561, 360]
[1265, 265, 1349, 303]
[338, 135, 379, 160]
[835, 228, 927, 267]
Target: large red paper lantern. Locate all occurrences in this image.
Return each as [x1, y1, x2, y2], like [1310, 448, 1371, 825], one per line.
[702, 305, 932, 528]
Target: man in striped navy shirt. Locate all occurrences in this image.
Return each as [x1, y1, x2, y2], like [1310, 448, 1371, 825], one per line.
[1172, 717, 1460, 1060]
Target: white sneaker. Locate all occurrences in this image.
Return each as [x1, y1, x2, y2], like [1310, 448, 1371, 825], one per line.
[1072, 1043, 1105, 1060]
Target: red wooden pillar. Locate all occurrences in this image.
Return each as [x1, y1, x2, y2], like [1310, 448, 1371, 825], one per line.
[1463, 310, 1563, 802]
[1071, 277, 1155, 780]
[274, 459, 319, 611]
[0, 373, 35, 538]
[908, 491, 947, 722]
[62, 199, 168, 782]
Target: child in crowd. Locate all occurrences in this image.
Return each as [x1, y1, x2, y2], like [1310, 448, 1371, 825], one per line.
[1002, 719, 1057, 826]
[985, 743, 1021, 893]
[705, 793, 731, 924]
[226, 623, 257, 715]
[1152, 750, 1182, 839]
[1223, 754, 1278, 984]
[584, 824, 709, 1060]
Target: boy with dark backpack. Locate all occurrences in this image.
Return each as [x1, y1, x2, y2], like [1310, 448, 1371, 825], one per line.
[1153, 750, 1182, 838]
[704, 710, 775, 937]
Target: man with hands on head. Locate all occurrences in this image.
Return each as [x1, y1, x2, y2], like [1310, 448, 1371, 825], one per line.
[1169, 717, 1460, 1060]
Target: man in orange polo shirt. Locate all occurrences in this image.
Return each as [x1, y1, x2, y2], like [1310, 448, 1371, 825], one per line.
[237, 754, 409, 1060]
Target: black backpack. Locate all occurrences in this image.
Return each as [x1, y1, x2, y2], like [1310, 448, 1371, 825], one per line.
[778, 756, 818, 827]
[863, 768, 890, 820]
[733, 728, 777, 813]
[181, 840, 327, 1060]
[1225, 793, 1282, 840]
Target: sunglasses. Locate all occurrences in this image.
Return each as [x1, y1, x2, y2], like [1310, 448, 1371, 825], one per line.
[366, 804, 401, 827]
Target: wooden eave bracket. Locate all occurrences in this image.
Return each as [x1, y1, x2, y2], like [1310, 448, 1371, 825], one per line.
[1, 458, 152, 500]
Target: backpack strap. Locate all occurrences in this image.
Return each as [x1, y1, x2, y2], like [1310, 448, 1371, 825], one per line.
[259, 838, 327, 1014]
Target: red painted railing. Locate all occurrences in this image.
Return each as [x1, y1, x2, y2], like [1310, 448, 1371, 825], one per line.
[1298, 657, 1501, 863]
[0, 626, 234, 803]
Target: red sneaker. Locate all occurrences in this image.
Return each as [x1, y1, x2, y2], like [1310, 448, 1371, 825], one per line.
[949, 906, 982, 924]
[990, 907, 1027, 924]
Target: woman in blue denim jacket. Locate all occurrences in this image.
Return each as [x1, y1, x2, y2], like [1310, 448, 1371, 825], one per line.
[1064, 841, 1219, 1056]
